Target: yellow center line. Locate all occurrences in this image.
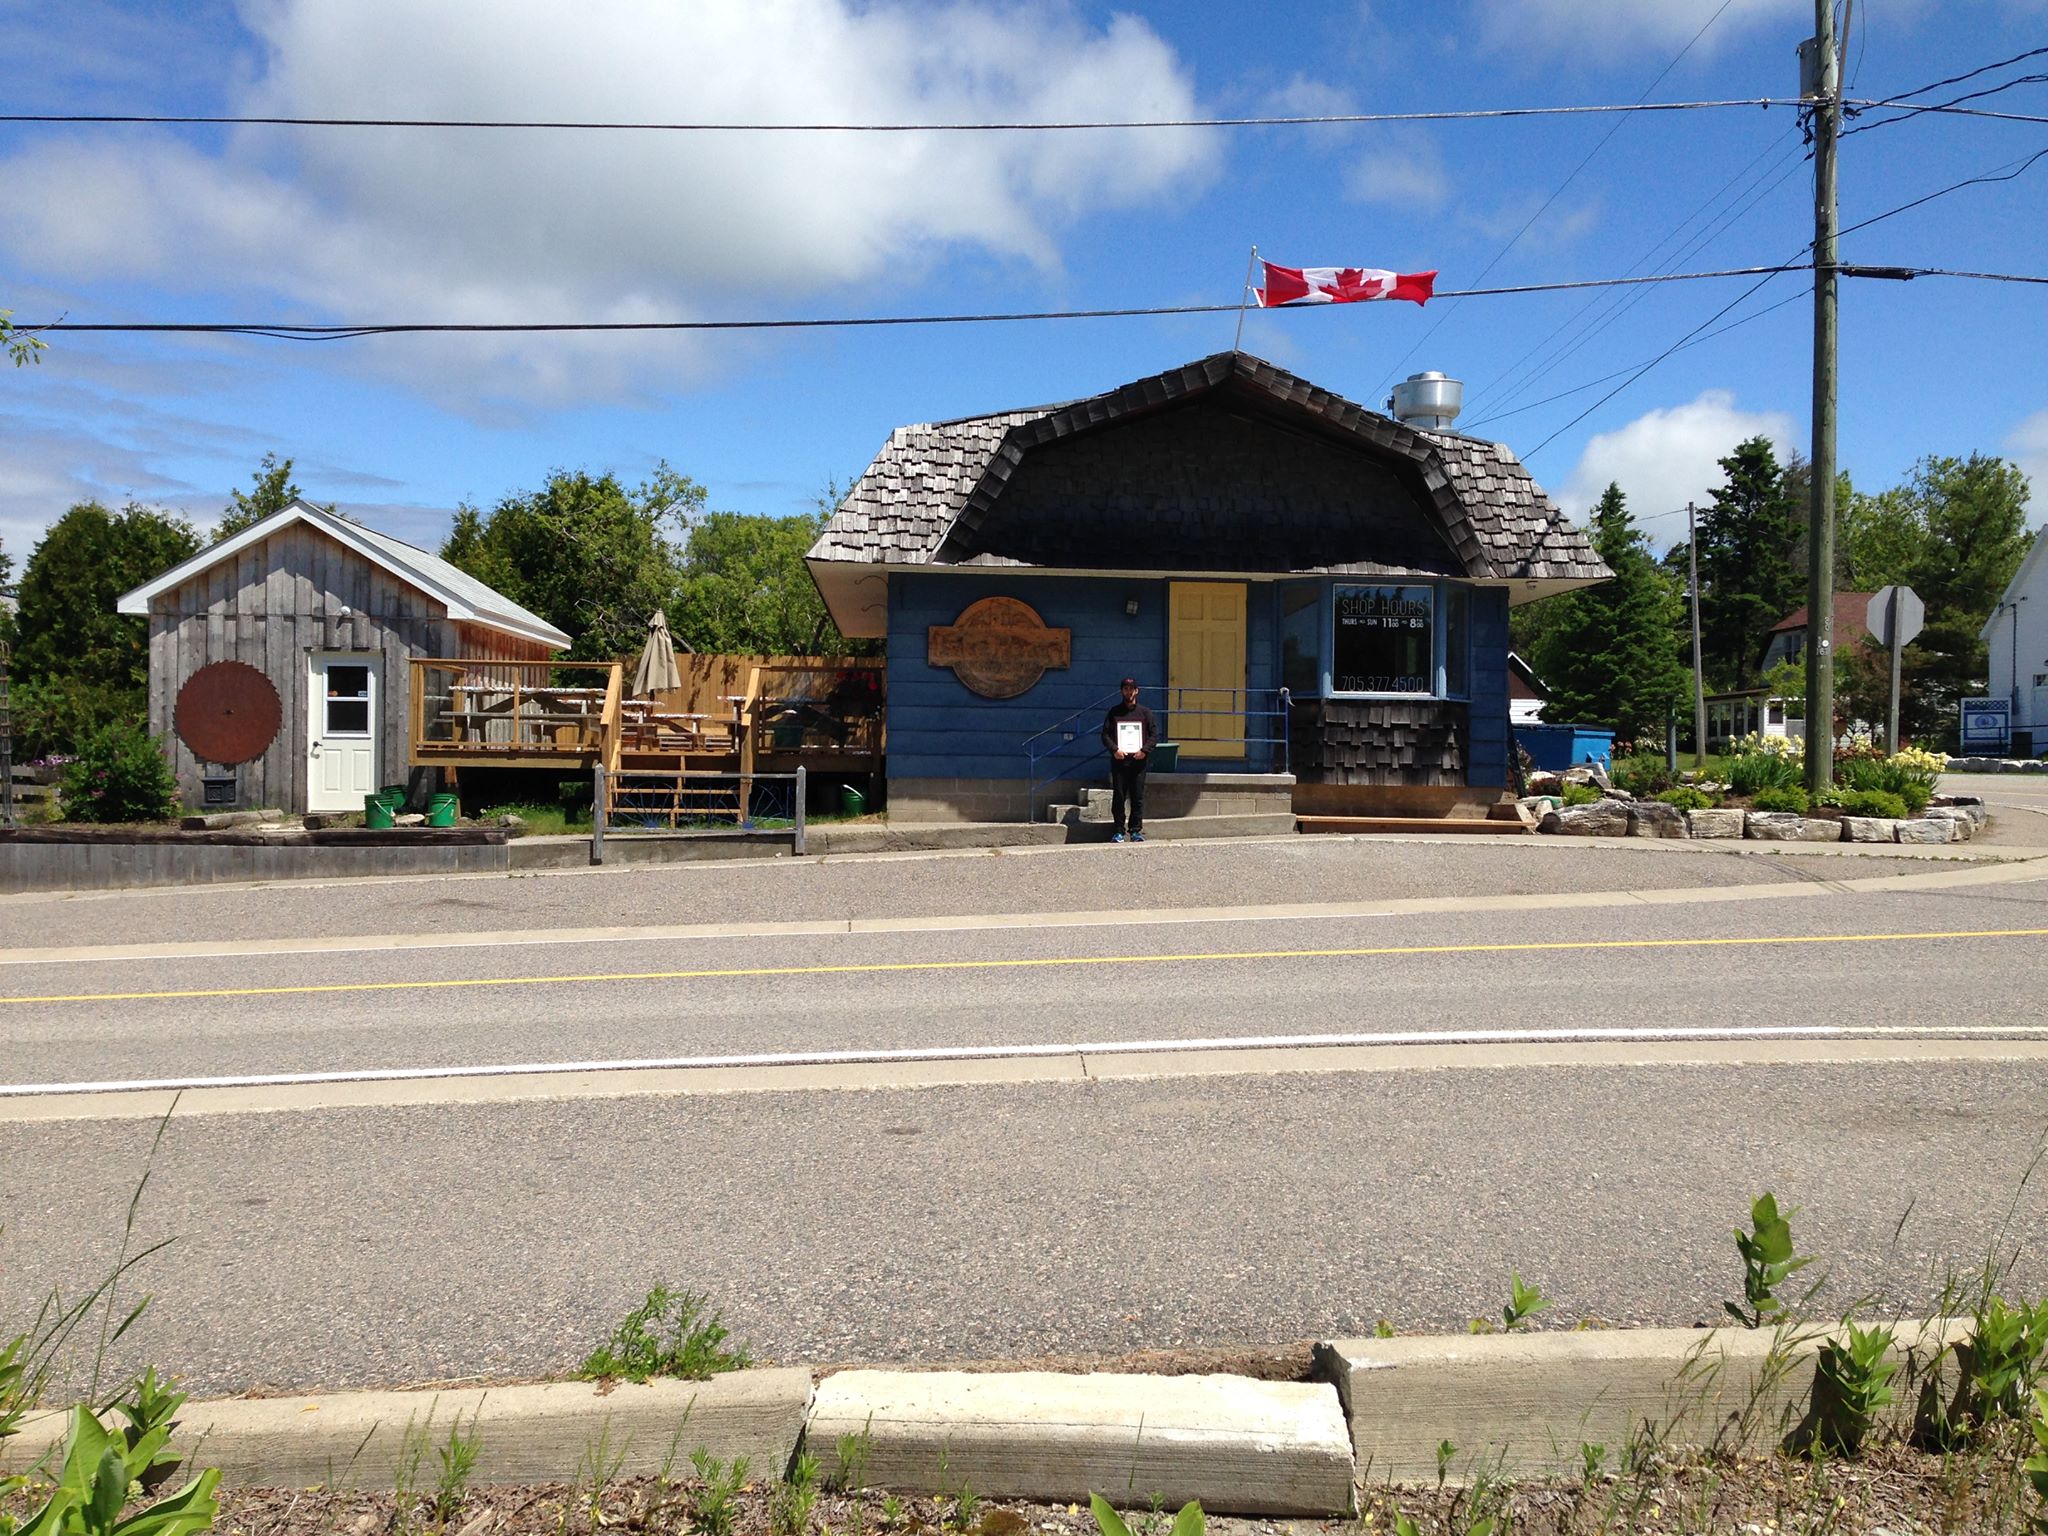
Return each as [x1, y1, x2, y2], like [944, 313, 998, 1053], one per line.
[3, 926, 2046, 1006]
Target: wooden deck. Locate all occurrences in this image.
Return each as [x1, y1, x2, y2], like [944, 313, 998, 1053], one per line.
[409, 656, 882, 778]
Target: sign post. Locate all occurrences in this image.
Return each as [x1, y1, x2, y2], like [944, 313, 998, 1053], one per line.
[1866, 585, 1924, 750]
[1960, 698, 2011, 757]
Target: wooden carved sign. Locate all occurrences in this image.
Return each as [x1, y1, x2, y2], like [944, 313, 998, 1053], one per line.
[928, 596, 1072, 699]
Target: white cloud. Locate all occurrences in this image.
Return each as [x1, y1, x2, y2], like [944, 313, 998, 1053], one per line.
[2007, 407, 2048, 525]
[1474, 0, 1804, 64]
[1556, 389, 1796, 531]
[1345, 128, 1452, 211]
[0, 0, 1215, 407]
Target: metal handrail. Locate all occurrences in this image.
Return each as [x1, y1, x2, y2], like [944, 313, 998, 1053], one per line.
[1024, 685, 1292, 822]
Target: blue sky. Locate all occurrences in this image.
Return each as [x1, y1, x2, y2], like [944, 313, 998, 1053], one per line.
[2, 0, 2045, 571]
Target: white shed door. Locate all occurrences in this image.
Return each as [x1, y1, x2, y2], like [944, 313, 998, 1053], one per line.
[308, 654, 382, 812]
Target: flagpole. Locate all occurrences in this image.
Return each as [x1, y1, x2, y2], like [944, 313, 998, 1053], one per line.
[1232, 244, 1258, 351]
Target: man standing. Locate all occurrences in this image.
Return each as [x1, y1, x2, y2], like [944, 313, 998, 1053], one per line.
[1100, 676, 1157, 843]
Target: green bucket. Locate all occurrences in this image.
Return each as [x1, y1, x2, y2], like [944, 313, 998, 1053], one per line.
[426, 793, 458, 828]
[840, 784, 868, 818]
[364, 793, 396, 829]
[379, 783, 407, 809]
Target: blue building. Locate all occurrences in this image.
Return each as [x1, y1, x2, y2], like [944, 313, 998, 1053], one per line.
[806, 352, 1609, 823]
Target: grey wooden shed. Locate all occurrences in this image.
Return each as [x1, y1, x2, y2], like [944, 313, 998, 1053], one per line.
[118, 499, 570, 814]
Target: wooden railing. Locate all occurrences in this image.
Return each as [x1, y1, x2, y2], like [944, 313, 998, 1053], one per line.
[742, 659, 885, 760]
[410, 658, 624, 764]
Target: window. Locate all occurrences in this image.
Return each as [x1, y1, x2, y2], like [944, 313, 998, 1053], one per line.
[1279, 583, 1321, 694]
[325, 664, 371, 735]
[1443, 585, 1469, 698]
[1332, 585, 1433, 694]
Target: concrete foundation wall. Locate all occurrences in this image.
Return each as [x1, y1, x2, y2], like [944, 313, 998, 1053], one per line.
[0, 838, 508, 893]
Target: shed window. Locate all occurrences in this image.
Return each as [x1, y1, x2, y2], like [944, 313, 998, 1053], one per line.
[1333, 585, 1433, 694]
[325, 664, 372, 735]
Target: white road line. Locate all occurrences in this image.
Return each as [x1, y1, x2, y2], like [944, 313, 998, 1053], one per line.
[10, 1022, 2048, 1099]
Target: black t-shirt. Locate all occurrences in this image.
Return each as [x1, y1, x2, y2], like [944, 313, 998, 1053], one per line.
[1101, 700, 1158, 755]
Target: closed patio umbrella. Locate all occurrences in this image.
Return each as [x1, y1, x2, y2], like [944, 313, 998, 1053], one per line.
[632, 608, 686, 696]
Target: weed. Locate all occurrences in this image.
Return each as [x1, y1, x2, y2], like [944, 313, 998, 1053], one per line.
[1579, 1441, 1607, 1484]
[1373, 1319, 1396, 1339]
[7, 1380, 220, 1536]
[430, 1408, 485, 1525]
[878, 1496, 904, 1528]
[1805, 1321, 1899, 1455]
[576, 1416, 627, 1528]
[1726, 1193, 1813, 1329]
[1435, 1439, 1457, 1489]
[1501, 1274, 1551, 1332]
[1967, 1295, 2048, 1425]
[770, 1452, 821, 1536]
[1087, 1493, 1202, 1536]
[578, 1286, 751, 1383]
[2024, 1388, 2048, 1531]
[686, 1449, 750, 1536]
[833, 1422, 874, 1493]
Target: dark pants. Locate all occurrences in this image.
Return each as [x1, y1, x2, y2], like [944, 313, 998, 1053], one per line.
[1111, 759, 1147, 834]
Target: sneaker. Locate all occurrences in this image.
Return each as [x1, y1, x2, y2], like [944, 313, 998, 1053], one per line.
[1131, 832, 1146, 842]
[1111, 832, 1127, 843]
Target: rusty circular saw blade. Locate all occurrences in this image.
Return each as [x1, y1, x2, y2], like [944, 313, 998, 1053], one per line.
[175, 661, 283, 765]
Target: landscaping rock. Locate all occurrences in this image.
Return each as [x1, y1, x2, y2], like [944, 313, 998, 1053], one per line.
[1842, 816, 1901, 843]
[393, 813, 427, 827]
[1920, 807, 1976, 839]
[1627, 801, 1687, 838]
[1537, 799, 1631, 837]
[1895, 818, 1959, 844]
[1684, 808, 1745, 839]
[1744, 811, 1803, 840]
[497, 812, 529, 837]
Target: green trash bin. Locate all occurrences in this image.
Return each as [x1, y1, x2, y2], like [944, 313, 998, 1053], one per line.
[426, 793, 458, 827]
[364, 792, 396, 829]
[840, 784, 868, 818]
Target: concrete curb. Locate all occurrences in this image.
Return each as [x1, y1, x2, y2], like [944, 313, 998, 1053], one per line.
[806, 1369, 1354, 1517]
[1321, 1318, 1964, 1481]
[3, 1372, 813, 1490]
[1, 1323, 1978, 1505]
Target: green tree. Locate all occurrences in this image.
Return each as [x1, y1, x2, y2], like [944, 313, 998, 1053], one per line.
[672, 509, 850, 655]
[8, 500, 200, 756]
[1697, 436, 1804, 689]
[1530, 483, 1688, 739]
[213, 452, 303, 542]
[441, 466, 697, 659]
[1, 308, 47, 367]
[1891, 453, 2032, 743]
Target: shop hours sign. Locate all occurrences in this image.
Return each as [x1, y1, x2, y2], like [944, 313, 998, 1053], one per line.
[1333, 584, 1433, 694]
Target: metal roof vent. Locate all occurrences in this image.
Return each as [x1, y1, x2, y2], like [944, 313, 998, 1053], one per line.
[1388, 371, 1463, 431]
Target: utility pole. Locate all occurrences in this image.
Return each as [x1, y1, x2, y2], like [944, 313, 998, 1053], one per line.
[1803, 0, 1839, 794]
[1688, 502, 1707, 769]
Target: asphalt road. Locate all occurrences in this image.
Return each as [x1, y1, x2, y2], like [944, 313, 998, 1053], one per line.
[3, 830, 2046, 1398]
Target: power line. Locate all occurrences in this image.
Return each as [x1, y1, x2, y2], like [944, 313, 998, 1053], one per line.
[1838, 145, 2048, 238]
[1367, 0, 1742, 405]
[0, 97, 1796, 133]
[19, 262, 2039, 345]
[1857, 43, 2048, 106]
[1844, 70, 2048, 137]
[15, 265, 1813, 341]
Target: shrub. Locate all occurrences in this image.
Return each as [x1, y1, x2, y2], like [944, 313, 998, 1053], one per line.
[57, 720, 182, 823]
[1725, 732, 1804, 795]
[1657, 786, 1715, 812]
[1610, 752, 1673, 798]
[1900, 780, 1933, 814]
[1751, 786, 1810, 813]
[1560, 782, 1602, 807]
[1836, 788, 1908, 820]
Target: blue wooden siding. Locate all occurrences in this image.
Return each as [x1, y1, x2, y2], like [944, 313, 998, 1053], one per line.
[1467, 586, 1511, 786]
[887, 572, 1279, 780]
[886, 570, 1505, 784]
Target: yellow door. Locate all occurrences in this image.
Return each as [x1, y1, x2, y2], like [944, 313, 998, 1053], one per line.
[1168, 582, 1247, 759]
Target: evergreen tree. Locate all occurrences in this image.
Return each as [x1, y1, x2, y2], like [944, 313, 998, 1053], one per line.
[1532, 483, 1688, 739]
[1697, 436, 1803, 689]
[213, 453, 304, 542]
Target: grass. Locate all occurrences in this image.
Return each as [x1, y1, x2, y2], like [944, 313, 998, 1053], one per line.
[479, 802, 591, 836]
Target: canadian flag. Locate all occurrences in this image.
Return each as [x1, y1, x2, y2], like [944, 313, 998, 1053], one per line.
[1255, 263, 1437, 307]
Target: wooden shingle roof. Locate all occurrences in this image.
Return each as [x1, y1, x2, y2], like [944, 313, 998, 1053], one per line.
[808, 351, 1609, 585]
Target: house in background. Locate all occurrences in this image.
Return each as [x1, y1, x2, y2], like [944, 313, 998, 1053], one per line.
[1983, 526, 2048, 757]
[806, 351, 1609, 823]
[1509, 651, 1548, 725]
[117, 499, 569, 814]
[1761, 591, 1876, 674]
